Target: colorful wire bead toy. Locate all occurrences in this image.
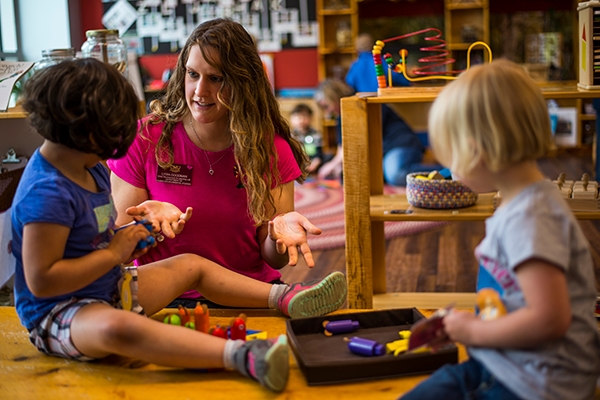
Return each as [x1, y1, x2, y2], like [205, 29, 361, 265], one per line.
[372, 28, 493, 88]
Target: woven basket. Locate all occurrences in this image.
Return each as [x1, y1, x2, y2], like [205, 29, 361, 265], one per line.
[406, 172, 478, 209]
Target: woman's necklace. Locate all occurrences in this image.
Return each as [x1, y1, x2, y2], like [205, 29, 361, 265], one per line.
[189, 117, 232, 175]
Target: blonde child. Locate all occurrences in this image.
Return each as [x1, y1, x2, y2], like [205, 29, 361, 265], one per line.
[401, 59, 600, 399]
[12, 58, 347, 393]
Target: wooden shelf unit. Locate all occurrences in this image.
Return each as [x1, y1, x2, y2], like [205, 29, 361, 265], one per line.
[316, 0, 358, 81]
[341, 85, 600, 310]
[0, 107, 43, 165]
[0, 105, 27, 119]
[316, 0, 358, 151]
[444, 0, 489, 71]
[578, 0, 600, 89]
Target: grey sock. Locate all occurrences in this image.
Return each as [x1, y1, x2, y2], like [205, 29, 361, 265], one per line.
[223, 339, 244, 370]
[231, 335, 290, 392]
[268, 284, 288, 310]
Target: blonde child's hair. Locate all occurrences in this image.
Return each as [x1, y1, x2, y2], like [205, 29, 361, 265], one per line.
[314, 79, 355, 109]
[428, 58, 554, 176]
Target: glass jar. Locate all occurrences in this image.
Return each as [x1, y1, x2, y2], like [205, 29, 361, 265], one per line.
[81, 29, 128, 77]
[33, 48, 76, 73]
[336, 21, 352, 49]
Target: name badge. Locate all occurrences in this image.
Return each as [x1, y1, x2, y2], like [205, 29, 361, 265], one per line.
[156, 164, 193, 186]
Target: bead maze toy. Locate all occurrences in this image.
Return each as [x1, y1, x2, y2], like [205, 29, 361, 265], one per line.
[372, 27, 492, 96]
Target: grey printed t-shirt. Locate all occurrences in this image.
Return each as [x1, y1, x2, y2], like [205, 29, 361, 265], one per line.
[470, 180, 600, 400]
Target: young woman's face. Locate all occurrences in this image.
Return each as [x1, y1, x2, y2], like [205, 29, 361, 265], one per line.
[185, 45, 230, 126]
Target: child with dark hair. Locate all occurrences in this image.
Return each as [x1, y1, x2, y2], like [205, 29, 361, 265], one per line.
[12, 58, 347, 393]
[290, 103, 323, 173]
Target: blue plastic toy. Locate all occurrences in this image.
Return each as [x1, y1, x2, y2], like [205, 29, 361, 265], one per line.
[115, 220, 155, 250]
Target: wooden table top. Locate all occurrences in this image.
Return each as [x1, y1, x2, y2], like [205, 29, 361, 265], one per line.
[0, 306, 468, 400]
[358, 84, 600, 103]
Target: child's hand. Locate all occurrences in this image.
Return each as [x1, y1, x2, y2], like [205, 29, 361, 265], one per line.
[317, 159, 342, 180]
[443, 309, 479, 344]
[109, 224, 151, 263]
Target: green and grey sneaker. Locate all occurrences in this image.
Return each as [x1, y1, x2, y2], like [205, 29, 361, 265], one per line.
[233, 335, 289, 392]
[278, 271, 347, 319]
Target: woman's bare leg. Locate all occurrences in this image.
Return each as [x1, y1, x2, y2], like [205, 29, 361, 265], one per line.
[136, 254, 273, 315]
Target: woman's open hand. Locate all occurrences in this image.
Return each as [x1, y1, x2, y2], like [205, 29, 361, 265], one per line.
[126, 200, 193, 239]
[268, 211, 322, 267]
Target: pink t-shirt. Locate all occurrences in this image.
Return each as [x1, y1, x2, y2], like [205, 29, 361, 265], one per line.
[107, 119, 301, 298]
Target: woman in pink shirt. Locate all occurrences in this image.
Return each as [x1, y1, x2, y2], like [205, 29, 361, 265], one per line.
[108, 18, 323, 308]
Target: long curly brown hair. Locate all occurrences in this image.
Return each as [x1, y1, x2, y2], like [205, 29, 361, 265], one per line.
[147, 18, 309, 225]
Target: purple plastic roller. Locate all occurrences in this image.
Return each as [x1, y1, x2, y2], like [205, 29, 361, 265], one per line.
[346, 336, 385, 357]
[323, 319, 360, 336]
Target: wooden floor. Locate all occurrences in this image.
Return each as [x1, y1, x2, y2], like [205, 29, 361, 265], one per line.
[281, 147, 600, 293]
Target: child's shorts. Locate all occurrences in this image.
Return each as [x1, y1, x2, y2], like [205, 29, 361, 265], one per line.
[29, 266, 145, 361]
[29, 297, 109, 361]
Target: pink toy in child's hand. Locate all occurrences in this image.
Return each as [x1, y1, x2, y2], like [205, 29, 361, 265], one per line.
[408, 305, 453, 351]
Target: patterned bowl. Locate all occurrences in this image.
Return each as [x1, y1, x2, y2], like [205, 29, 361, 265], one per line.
[406, 172, 478, 209]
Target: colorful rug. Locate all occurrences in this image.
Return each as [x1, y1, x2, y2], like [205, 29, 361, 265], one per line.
[295, 181, 449, 251]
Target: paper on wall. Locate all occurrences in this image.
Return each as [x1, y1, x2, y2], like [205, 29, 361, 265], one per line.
[0, 61, 34, 112]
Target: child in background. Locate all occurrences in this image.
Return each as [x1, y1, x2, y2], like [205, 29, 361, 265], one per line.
[290, 103, 323, 174]
[346, 33, 410, 92]
[400, 59, 600, 400]
[12, 58, 347, 393]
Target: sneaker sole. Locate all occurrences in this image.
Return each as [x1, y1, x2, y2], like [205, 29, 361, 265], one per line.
[262, 334, 289, 392]
[287, 271, 348, 319]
